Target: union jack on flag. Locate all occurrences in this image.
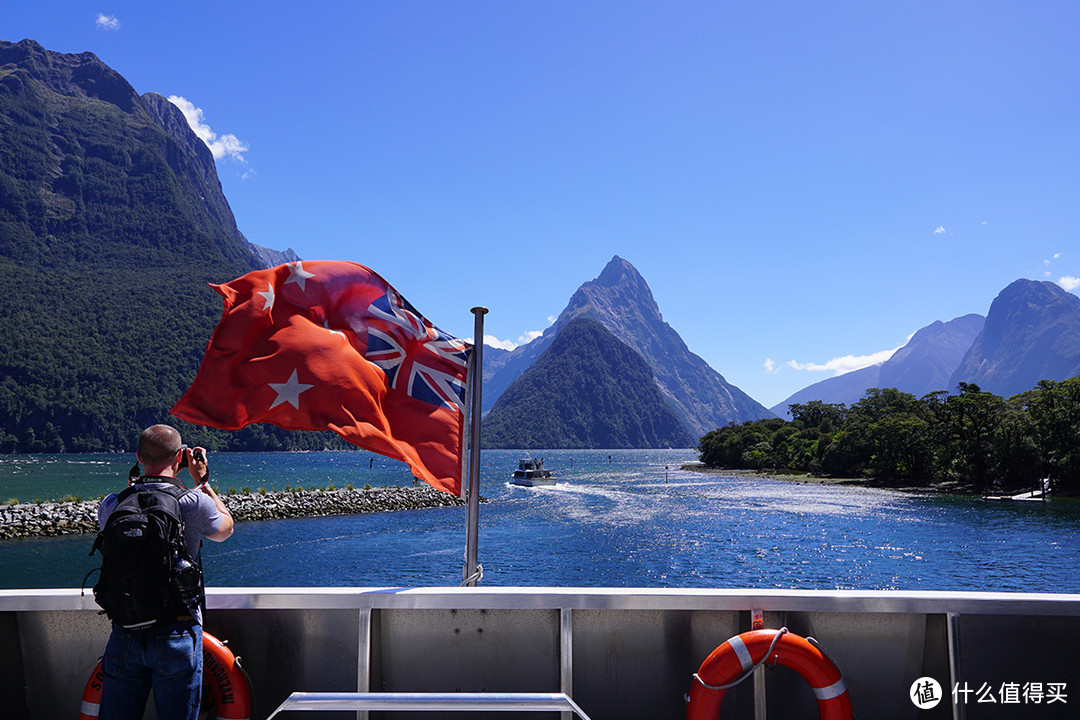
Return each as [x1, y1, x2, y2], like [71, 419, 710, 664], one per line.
[365, 287, 470, 413]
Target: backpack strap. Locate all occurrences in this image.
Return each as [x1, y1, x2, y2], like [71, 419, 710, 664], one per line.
[130, 479, 195, 511]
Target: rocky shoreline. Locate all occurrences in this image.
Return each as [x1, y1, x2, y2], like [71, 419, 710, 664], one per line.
[0, 485, 469, 540]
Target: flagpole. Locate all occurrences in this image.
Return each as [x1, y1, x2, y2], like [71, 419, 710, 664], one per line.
[463, 306, 487, 587]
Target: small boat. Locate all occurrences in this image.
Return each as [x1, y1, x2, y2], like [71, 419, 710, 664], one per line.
[984, 478, 1051, 502]
[512, 456, 556, 486]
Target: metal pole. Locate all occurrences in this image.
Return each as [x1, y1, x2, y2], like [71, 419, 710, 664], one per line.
[752, 609, 766, 720]
[463, 306, 487, 586]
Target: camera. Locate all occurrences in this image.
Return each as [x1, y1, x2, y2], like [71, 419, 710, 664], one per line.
[178, 445, 205, 470]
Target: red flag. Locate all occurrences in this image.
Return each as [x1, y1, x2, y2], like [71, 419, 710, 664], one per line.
[171, 261, 471, 495]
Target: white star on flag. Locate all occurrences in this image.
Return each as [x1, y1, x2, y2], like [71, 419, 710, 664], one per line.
[258, 283, 275, 312]
[284, 261, 316, 292]
[268, 369, 313, 410]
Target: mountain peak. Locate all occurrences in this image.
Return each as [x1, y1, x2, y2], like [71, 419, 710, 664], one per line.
[0, 39, 140, 112]
[949, 277, 1080, 396]
[572, 256, 660, 326]
[592, 255, 638, 287]
[482, 255, 773, 434]
[482, 317, 695, 448]
[999, 278, 1072, 305]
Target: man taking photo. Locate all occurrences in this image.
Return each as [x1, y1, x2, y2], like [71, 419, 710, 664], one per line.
[94, 424, 234, 720]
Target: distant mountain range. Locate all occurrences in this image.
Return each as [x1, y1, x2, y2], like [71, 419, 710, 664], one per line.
[772, 314, 985, 414]
[484, 256, 774, 439]
[4, 39, 1080, 453]
[773, 279, 1080, 413]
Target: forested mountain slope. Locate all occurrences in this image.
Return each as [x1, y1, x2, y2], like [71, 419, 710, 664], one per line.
[0, 40, 302, 451]
[482, 318, 695, 448]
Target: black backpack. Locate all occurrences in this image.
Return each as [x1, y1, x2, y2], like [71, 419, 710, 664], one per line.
[89, 481, 203, 629]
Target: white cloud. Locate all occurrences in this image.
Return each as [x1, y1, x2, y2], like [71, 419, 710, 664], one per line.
[933, 226, 946, 235]
[95, 14, 121, 30]
[483, 335, 517, 351]
[786, 346, 901, 375]
[167, 96, 249, 163]
[486, 325, 557, 349]
[763, 358, 779, 375]
[483, 330, 545, 351]
[481, 316, 555, 350]
[1059, 276, 1080, 292]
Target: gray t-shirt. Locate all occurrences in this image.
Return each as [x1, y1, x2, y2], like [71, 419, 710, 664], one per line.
[98, 480, 224, 625]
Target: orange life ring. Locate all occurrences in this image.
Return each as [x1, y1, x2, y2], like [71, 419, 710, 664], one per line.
[686, 628, 853, 720]
[79, 630, 253, 720]
[78, 662, 105, 720]
[202, 631, 254, 720]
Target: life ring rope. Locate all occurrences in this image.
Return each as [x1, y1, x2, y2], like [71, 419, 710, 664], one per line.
[691, 627, 789, 691]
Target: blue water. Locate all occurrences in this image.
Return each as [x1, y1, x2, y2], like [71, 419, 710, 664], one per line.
[1, 449, 1078, 593]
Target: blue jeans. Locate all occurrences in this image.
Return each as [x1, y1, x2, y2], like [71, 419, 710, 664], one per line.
[100, 621, 203, 720]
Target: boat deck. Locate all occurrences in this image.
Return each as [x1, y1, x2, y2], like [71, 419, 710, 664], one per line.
[2, 587, 1078, 719]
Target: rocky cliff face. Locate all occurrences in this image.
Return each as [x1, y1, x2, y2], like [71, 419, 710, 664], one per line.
[484, 256, 774, 436]
[950, 279, 1080, 397]
[245, 240, 301, 269]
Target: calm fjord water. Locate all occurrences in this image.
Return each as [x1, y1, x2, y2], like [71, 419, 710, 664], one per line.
[1, 449, 1078, 592]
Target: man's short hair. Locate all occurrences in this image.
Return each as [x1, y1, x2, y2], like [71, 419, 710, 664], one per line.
[138, 424, 182, 467]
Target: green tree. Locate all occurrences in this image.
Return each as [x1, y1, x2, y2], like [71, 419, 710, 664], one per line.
[822, 388, 932, 479]
[788, 400, 846, 432]
[934, 383, 1008, 489]
[698, 419, 784, 468]
[1013, 378, 1080, 490]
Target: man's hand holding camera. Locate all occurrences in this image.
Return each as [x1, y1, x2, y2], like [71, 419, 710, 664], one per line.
[180, 445, 234, 541]
[180, 446, 210, 488]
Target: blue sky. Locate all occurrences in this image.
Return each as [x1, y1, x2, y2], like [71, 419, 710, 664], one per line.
[6, 2, 1079, 408]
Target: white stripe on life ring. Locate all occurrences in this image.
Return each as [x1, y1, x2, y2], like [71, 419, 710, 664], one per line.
[728, 635, 754, 671]
[813, 677, 847, 701]
[80, 699, 100, 717]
